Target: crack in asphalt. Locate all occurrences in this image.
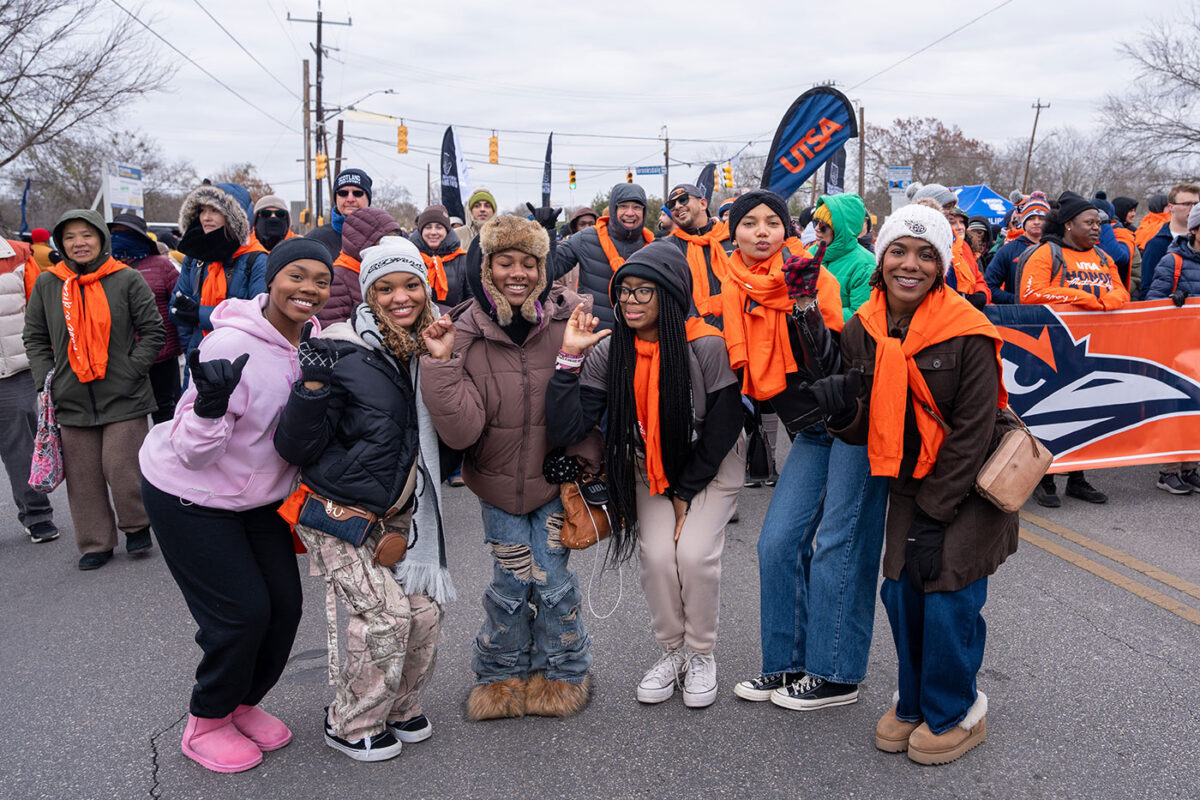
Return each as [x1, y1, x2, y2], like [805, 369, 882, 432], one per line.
[149, 712, 188, 799]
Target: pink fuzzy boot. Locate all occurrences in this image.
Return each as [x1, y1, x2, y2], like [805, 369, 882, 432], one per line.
[231, 704, 292, 751]
[181, 713, 262, 773]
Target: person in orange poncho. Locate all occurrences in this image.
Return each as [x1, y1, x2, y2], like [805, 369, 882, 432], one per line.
[547, 241, 743, 710]
[23, 209, 164, 570]
[170, 182, 269, 358]
[808, 202, 1016, 765]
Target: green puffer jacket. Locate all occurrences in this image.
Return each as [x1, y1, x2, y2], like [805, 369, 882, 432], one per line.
[816, 193, 877, 319]
[23, 209, 164, 427]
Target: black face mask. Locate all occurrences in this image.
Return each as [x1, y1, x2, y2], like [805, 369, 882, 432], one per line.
[179, 223, 238, 264]
[255, 214, 289, 249]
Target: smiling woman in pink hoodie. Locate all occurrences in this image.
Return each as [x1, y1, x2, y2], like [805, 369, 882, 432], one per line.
[138, 238, 333, 774]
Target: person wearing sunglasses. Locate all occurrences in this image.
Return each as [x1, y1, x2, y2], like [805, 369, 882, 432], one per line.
[307, 168, 374, 261]
[665, 183, 730, 330]
[547, 240, 743, 708]
[810, 193, 877, 321]
[249, 195, 297, 252]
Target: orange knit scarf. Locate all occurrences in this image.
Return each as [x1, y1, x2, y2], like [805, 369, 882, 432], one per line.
[857, 287, 1007, 479]
[721, 239, 844, 400]
[419, 251, 457, 301]
[47, 257, 129, 383]
[632, 317, 721, 495]
[334, 252, 361, 274]
[200, 241, 267, 308]
[594, 216, 653, 272]
[670, 225, 730, 319]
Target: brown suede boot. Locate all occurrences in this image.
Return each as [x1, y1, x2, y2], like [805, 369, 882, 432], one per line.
[907, 691, 988, 765]
[875, 706, 921, 753]
[465, 678, 526, 721]
[523, 673, 591, 718]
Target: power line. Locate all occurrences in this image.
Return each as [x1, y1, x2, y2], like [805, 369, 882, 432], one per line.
[106, 0, 300, 133]
[848, 0, 1016, 91]
[190, 0, 300, 99]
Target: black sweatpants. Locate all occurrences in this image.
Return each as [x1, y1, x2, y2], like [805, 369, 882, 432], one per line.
[142, 480, 303, 718]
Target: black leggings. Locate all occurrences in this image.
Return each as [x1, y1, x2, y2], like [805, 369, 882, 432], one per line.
[142, 480, 303, 718]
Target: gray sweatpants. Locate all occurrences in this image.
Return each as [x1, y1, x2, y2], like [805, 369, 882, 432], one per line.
[60, 417, 149, 553]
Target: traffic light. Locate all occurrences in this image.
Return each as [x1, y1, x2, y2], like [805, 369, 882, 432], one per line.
[569, 168, 577, 189]
[713, 167, 720, 192]
[396, 124, 408, 154]
[488, 135, 499, 164]
[723, 162, 733, 188]
[626, 169, 633, 184]
[315, 153, 328, 180]
[299, 209, 310, 225]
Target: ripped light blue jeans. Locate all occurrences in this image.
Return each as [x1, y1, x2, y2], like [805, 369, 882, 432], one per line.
[472, 497, 592, 685]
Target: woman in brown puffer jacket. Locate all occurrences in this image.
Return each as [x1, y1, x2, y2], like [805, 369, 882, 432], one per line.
[420, 214, 594, 722]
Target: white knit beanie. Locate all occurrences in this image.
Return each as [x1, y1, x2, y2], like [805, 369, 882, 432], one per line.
[875, 203, 955, 275]
[358, 235, 427, 295]
[1188, 203, 1200, 232]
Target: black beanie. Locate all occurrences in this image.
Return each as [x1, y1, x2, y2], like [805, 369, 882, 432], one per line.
[1112, 196, 1138, 223]
[265, 237, 333, 285]
[1054, 191, 1094, 225]
[1148, 193, 1168, 214]
[334, 168, 373, 204]
[610, 240, 692, 313]
[727, 190, 795, 239]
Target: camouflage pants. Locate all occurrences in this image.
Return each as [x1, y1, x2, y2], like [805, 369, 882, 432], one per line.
[296, 524, 443, 742]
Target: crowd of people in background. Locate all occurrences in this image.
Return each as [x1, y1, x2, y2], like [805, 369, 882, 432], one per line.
[2, 162, 1197, 773]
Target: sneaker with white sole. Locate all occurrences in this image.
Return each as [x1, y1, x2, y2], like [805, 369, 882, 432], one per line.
[637, 648, 686, 704]
[1157, 472, 1193, 495]
[733, 671, 803, 702]
[770, 675, 859, 711]
[1182, 469, 1200, 491]
[324, 713, 403, 762]
[387, 714, 432, 744]
[682, 650, 718, 708]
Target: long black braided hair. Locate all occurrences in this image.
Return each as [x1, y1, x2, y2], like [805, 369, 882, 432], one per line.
[604, 283, 695, 564]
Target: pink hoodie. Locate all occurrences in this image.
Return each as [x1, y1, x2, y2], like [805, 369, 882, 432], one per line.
[139, 295, 314, 510]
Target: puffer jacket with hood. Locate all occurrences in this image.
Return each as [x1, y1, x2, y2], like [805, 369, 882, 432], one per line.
[23, 209, 164, 426]
[139, 295, 313, 510]
[815, 193, 876, 319]
[1145, 235, 1200, 300]
[318, 208, 401, 326]
[410, 226, 468, 308]
[986, 233, 1038, 304]
[171, 182, 268, 354]
[0, 239, 38, 378]
[552, 183, 651, 330]
[420, 217, 596, 516]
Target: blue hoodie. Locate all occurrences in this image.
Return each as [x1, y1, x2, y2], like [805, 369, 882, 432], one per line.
[1139, 222, 1174, 299]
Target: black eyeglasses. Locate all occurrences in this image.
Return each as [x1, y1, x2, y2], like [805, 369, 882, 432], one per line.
[616, 285, 657, 304]
[337, 188, 366, 198]
[258, 209, 287, 219]
[667, 195, 692, 210]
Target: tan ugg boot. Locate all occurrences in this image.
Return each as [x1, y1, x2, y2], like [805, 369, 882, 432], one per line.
[465, 678, 526, 721]
[875, 706, 921, 753]
[906, 692, 988, 765]
[523, 673, 591, 718]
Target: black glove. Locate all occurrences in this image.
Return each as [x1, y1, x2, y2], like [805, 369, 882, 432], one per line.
[526, 203, 562, 232]
[171, 292, 200, 326]
[966, 291, 987, 310]
[904, 507, 947, 591]
[297, 322, 339, 385]
[1170, 289, 1187, 308]
[188, 349, 249, 419]
[809, 368, 863, 429]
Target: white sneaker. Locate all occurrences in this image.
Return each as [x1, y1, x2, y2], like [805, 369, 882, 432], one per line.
[637, 648, 686, 704]
[682, 650, 718, 708]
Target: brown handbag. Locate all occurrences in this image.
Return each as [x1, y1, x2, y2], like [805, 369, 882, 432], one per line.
[558, 477, 611, 550]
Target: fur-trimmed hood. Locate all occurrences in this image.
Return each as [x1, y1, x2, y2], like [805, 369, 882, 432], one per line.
[178, 182, 252, 245]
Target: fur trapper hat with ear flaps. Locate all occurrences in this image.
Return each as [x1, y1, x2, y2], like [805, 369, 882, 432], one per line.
[478, 214, 549, 326]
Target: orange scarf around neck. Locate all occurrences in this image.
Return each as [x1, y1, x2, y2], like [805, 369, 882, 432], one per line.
[857, 287, 1007, 479]
[632, 317, 721, 495]
[721, 239, 844, 400]
[200, 241, 266, 308]
[595, 216, 653, 272]
[671, 225, 730, 319]
[47, 257, 129, 383]
[334, 252, 362, 274]
[419, 250, 456, 301]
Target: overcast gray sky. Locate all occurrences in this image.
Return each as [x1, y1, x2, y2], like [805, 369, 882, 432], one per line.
[120, 0, 1172, 210]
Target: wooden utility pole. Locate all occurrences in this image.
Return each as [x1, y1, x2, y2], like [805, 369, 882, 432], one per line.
[426, 163, 431, 206]
[302, 59, 312, 231]
[334, 119, 344, 178]
[1022, 99, 1049, 194]
[662, 126, 669, 202]
[857, 105, 866, 198]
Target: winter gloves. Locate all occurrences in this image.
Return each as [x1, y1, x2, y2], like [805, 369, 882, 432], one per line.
[297, 322, 339, 385]
[905, 507, 947, 590]
[188, 350, 249, 419]
[526, 203, 562, 234]
[782, 242, 826, 300]
[966, 291, 988, 310]
[809, 368, 863, 429]
[171, 292, 200, 326]
[1170, 289, 1188, 308]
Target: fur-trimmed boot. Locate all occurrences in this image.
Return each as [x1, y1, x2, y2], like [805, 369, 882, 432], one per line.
[180, 713, 263, 773]
[906, 691, 988, 765]
[523, 673, 591, 718]
[465, 678, 526, 721]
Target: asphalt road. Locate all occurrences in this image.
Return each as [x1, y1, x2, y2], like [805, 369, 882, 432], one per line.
[2, 453, 1198, 800]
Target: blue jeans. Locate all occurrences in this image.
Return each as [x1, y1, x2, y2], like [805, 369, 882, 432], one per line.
[881, 576, 988, 735]
[472, 497, 592, 685]
[756, 429, 887, 683]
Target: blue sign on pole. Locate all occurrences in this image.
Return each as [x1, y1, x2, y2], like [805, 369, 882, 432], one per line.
[635, 165, 664, 176]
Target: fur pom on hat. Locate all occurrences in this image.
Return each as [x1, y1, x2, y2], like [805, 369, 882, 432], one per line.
[875, 203, 954, 274]
[478, 215, 549, 327]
